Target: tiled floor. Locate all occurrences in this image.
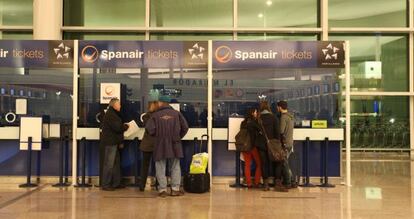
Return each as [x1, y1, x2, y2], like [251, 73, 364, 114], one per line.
[0, 154, 413, 219]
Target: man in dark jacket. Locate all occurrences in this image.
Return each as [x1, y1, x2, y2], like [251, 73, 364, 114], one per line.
[145, 95, 189, 197]
[100, 98, 128, 191]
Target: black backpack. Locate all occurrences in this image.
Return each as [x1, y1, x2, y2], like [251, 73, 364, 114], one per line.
[235, 127, 253, 152]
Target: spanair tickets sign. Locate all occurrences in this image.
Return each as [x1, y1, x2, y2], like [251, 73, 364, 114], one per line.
[213, 41, 345, 69]
[79, 41, 208, 68]
[0, 40, 74, 68]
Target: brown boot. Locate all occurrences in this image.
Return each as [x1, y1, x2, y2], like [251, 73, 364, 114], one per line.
[274, 180, 288, 192]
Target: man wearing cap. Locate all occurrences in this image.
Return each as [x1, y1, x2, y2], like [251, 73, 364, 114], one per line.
[145, 94, 189, 197]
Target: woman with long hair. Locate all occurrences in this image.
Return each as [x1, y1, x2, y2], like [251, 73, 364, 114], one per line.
[240, 107, 263, 188]
[258, 101, 287, 192]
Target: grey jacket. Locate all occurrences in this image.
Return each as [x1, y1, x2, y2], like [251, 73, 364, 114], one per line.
[280, 112, 294, 148]
[145, 106, 189, 161]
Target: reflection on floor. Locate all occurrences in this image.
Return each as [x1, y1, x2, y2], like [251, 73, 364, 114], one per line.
[0, 153, 413, 219]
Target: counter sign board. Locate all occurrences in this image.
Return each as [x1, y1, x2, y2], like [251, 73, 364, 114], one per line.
[213, 41, 345, 69]
[79, 41, 208, 68]
[100, 83, 121, 104]
[0, 40, 73, 68]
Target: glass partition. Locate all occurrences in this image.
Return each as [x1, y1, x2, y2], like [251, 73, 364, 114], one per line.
[0, 0, 33, 26]
[0, 68, 73, 126]
[212, 68, 343, 128]
[238, 0, 318, 28]
[350, 96, 409, 149]
[329, 35, 408, 92]
[78, 68, 207, 128]
[150, 0, 233, 27]
[329, 0, 407, 27]
[64, 0, 146, 27]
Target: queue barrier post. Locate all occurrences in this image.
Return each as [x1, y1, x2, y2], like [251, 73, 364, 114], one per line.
[19, 137, 37, 188]
[75, 137, 92, 188]
[229, 150, 244, 188]
[300, 137, 315, 187]
[318, 137, 335, 188]
[53, 136, 70, 187]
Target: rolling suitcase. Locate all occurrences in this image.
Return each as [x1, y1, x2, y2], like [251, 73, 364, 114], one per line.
[183, 134, 210, 193]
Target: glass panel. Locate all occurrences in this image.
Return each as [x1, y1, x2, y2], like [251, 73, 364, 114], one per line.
[0, 68, 73, 125]
[150, 0, 233, 27]
[329, 35, 408, 92]
[79, 68, 207, 128]
[349, 96, 409, 149]
[237, 33, 318, 41]
[63, 32, 145, 40]
[0, 32, 32, 40]
[150, 33, 233, 41]
[238, 0, 318, 28]
[0, 0, 33, 26]
[213, 68, 342, 128]
[64, 0, 145, 26]
[329, 0, 407, 27]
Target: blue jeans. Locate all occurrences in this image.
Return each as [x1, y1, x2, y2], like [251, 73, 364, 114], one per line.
[155, 158, 181, 193]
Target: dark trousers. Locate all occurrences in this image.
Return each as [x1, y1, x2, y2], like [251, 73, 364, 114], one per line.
[140, 151, 153, 190]
[102, 145, 121, 189]
[274, 160, 292, 185]
[258, 149, 270, 181]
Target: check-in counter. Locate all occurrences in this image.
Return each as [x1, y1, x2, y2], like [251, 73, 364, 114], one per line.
[0, 126, 343, 178]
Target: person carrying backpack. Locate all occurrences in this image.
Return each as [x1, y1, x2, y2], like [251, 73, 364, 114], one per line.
[240, 107, 263, 188]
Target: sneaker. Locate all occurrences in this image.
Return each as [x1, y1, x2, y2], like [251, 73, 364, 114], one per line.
[171, 190, 184, 196]
[159, 191, 168, 198]
[101, 187, 115, 191]
[274, 180, 288, 192]
[115, 184, 126, 189]
[263, 183, 270, 191]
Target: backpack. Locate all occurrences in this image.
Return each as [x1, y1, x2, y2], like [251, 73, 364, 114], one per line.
[235, 127, 253, 152]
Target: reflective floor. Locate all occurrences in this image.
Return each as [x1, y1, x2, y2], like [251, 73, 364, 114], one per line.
[0, 153, 413, 219]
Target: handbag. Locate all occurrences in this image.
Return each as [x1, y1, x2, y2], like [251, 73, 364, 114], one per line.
[259, 120, 286, 161]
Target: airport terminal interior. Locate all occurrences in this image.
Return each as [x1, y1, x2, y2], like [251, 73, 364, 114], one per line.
[0, 0, 414, 218]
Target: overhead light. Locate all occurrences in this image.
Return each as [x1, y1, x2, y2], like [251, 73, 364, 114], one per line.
[258, 13, 264, 18]
[266, 0, 272, 6]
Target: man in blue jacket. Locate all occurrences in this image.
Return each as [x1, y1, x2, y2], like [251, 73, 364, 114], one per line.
[145, 95, 189, 197]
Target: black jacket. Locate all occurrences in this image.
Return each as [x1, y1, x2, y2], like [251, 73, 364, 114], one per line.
[139, 112, 155, 152]
[241, 118, 266, 150]
[260, 112, 280, 140]
[100, 107, 127, 146]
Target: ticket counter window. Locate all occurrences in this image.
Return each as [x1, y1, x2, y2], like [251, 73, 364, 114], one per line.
[78, 68, 207, 128]
[0, 68, 73, 126]
[212, 68, 343, 128]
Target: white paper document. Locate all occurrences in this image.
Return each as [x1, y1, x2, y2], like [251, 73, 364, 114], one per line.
[123, 120, 139, 138]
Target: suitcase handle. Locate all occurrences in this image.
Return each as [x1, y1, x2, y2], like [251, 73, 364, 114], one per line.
[194, 135, 209, 154]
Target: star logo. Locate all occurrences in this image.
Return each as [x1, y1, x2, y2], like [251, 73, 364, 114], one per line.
[53, 42, 71, 60]
[188, 43, 205, 60]
[321, 43, 340, 60]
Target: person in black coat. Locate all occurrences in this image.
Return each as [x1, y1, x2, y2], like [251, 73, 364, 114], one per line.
[138, 101, 158, 191]
[100, 98, 129, 191]
[258, 101, 286, 191]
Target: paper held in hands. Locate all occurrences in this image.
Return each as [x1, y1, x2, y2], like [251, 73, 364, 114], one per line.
[123, 120, 139, 138]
